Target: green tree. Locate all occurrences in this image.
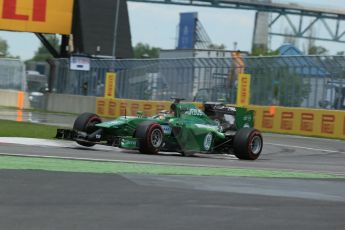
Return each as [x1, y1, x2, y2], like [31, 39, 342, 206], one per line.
[308, 46, 328, 55]
[251, 47, 279, 56]
[251, 68, 310, 107]
[207, 43, 226, 50]
[31, 34, 60, 61]
[0, 37, 10, 57]
[133, 43, 160, 58]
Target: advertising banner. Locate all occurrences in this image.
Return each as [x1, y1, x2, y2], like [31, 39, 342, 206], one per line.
[104, 72, 116, 99]
[0, 0, 74, 34]
[249, 105, 345, 140]
[177, 12, 197, 49]
[236, 74, 251, 106]
[70, 56, 90, 71]
[95, 98, 345, 140]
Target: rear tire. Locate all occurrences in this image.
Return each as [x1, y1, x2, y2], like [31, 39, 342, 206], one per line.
[233, 128, 263, 160]
[73, 113, 102, 147]
[135, 121, 163, 154]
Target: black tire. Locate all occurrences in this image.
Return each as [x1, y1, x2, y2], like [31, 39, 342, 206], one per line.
[233, 128, 263, 160]
[73, 113, 102, 147]
[135, 121, 163, 154]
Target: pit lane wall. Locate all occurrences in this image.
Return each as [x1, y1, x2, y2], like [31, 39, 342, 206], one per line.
[96, 98, 345, 140]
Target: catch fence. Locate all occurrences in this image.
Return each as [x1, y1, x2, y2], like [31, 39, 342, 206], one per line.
[51, 55, 345, 110]
[0, 59, 26, 91]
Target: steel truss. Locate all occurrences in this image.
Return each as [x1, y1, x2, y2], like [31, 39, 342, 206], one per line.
[269, 14, 345, 43]
[128, 0, 345, 43]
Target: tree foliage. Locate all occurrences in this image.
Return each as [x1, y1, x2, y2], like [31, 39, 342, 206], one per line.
[251, 68, 311, 107]
[0, 37, 9, 57]
[133, 43, 160, 58]
[207, 43, 226, 50]
[308, 46, 328, 55]
[31, 34, 60, 61]
[251, 47, 279, 56]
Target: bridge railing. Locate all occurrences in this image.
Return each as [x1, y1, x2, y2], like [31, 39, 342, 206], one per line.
[50, 55, 345, 110]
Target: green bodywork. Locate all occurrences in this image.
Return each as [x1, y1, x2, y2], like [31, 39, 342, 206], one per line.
[95, 103, 254, 153]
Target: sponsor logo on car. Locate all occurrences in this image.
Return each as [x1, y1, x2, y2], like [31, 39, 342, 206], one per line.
[203, 133, 213, 151]
[185, 108, 204, 116]
[161, 125, 172, 135]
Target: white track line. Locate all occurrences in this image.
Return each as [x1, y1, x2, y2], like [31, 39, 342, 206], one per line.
[266, 142, 345, 154]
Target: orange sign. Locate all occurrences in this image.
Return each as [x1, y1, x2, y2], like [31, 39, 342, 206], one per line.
[321, 115, 335, 134]
[343, 116, 345, 136]
[300, 113, 314, 132]
[281, 112, 294, 130]
[120, 102, 128, 116]
[96, 99, 106, 116]
[108, 100, 117, 117]
[0, 0, 74, 34]
[105, 72, 116, 99]
[236, 74, 251, 106]
[143, 104, 153, 116]
[262, 110, 274, 129]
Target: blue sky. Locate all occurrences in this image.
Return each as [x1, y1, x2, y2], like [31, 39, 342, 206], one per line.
[0, 0, 343, 60]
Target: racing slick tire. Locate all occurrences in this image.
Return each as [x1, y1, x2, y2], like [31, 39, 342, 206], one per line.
[135, 121, 163, 155]
[73, 113, 102, 147]
[233, 128, 263, 160]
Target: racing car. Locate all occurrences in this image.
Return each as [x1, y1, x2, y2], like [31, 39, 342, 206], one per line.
[56, 98, 263, 160]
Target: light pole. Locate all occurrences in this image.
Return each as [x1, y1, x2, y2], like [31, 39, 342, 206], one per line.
[112, 0, 121, 58]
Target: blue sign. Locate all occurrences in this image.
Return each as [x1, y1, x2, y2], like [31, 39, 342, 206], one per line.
[177, 12, 197, 49]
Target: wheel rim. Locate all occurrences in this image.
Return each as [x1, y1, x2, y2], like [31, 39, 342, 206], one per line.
[86, 117, 101, 133]
[250, 135, 262, 155]
[151, 129, 163, 148]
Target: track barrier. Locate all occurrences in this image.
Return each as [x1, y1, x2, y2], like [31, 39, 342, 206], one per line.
[96, 97, 345, 140]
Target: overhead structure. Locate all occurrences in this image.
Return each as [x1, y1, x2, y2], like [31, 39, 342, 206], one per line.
[177, 12, 212, 49]
[72, 0, 133, 58]
[129, 0, 345, 43]
[252, 0, 271, 51]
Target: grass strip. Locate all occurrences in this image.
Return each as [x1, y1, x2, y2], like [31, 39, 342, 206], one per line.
[0, 119, 59, 139]
[0, 155, 344, 179]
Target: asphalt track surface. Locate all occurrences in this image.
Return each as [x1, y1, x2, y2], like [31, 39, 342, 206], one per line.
[0, 133, 344, 175]
[0, 134, 345, 229]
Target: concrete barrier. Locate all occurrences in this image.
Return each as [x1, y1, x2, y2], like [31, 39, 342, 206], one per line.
[0, 89, 30, 109]
[46, 93, 96, 114]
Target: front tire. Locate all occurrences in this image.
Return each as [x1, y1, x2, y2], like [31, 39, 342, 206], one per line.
[233, 128, 263, 160]
[135, 121, 163, 154]
[73, 113, 102, 147]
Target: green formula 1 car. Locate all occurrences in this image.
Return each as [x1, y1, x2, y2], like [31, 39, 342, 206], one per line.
[56, 99, 263, 160]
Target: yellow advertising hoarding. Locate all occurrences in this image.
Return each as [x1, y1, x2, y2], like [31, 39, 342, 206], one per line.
[249, 105, 345, 140]
[104, 72, 116, 99]
[0, 0, 74, 34]
[95, 97, 345, 140]
[96, 98, 173, 118]
[236, 73, 251, 106]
